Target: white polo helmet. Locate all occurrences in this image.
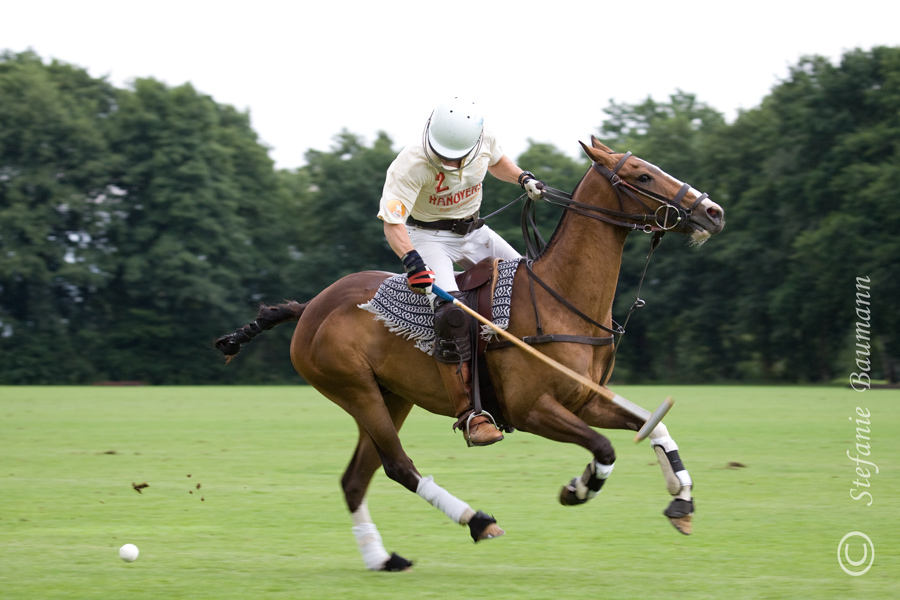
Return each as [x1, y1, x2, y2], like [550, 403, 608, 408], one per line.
[425, 97, 484, 160]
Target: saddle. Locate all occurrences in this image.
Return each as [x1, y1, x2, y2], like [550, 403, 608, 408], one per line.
[453, 257, 501, 356]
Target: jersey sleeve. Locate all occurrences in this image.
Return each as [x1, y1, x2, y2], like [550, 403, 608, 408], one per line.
[377, 150, 426, 223]
[484, 128, 504, 167]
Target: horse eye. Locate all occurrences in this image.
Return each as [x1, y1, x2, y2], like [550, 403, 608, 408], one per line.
[637, 174, 652, 183]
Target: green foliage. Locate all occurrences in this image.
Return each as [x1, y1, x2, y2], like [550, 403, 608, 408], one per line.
[99, 78, 295, 383]
[0, 51, 117, 382]
[601, 90, 727, 184]
[0, 52, 296, 384]
[596, 92, 733, 383]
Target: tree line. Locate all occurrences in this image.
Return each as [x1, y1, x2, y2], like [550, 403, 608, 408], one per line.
[1, 48, 896, 385]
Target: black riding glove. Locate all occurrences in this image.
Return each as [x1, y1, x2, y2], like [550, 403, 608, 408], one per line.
[401, 250, 435, 295]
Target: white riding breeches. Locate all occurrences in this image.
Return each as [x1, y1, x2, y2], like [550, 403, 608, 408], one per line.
[407, 224, 521, 293]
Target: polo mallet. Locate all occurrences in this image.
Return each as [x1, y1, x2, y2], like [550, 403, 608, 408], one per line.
[431, 285, 673, 442]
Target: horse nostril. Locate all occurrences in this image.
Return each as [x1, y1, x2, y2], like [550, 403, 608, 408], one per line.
[707, 207, 720, 221]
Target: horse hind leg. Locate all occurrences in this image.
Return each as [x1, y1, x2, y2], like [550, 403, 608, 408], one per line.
[343, 394, 416, 571]
[340, 391, 502, 571]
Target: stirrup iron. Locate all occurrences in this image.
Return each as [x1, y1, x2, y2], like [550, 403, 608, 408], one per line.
[464, 410, 500, 448]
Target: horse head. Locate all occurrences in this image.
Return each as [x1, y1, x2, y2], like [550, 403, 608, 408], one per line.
[579, 137, 725, 245]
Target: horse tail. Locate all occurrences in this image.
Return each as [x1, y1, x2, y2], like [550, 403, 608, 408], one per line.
[215, 301, 307, 361]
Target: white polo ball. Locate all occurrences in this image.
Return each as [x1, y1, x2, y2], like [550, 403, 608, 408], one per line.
[119, 543, 139, 562]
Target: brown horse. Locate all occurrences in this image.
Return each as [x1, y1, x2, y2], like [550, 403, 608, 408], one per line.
[216, 138, 725, 571]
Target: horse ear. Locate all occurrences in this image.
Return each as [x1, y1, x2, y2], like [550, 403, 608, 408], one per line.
[579, 140, 616, 166]
[591, 136, 615, 153]
[579, 140, 593, 156]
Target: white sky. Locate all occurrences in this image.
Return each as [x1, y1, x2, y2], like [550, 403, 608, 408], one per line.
[3, 0, 897, 169]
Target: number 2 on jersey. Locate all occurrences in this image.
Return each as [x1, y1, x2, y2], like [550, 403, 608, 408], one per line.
[435, 172, 449, 194]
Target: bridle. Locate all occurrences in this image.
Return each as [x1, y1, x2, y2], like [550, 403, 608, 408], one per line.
[543, 151, 710, 236]
[500, 152, 711, 260]
[485, 151, 711, 384]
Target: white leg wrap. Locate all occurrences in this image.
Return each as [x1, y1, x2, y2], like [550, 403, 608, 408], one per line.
[593, 460, 615, 479]
[416, 475, 471, 524]
[576, 460, 615, 500]
[650, 429, 692, 496]
[653, 445, 682, 495]
[351, 502, 390, 571]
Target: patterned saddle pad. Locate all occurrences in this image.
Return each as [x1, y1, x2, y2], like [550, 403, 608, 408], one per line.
[358, 259, 518, 355]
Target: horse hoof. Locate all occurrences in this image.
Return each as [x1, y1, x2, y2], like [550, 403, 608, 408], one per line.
[668, 515, 692, 535]
[381, 552, 414, 572]
[468, 510, 504, 542]
[558, 479, 587, 506]
[479, 523, 505, 540]
[664, 498, 694, 535]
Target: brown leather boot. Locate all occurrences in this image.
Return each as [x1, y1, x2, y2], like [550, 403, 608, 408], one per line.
[433, 298, 503, 447]
[436, 360, 504, 446]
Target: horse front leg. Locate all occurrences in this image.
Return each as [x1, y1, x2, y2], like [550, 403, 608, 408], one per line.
[576, 391, 694, 534]
[648, 423, 694, 534]
[558, 456, 616, 506]
[517, 393, 618, 507]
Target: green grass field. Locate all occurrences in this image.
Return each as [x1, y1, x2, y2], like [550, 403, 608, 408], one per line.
[1, 385, 897, 599]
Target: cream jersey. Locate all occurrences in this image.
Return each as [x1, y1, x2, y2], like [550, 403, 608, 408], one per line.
[378, 127, 503, 224]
